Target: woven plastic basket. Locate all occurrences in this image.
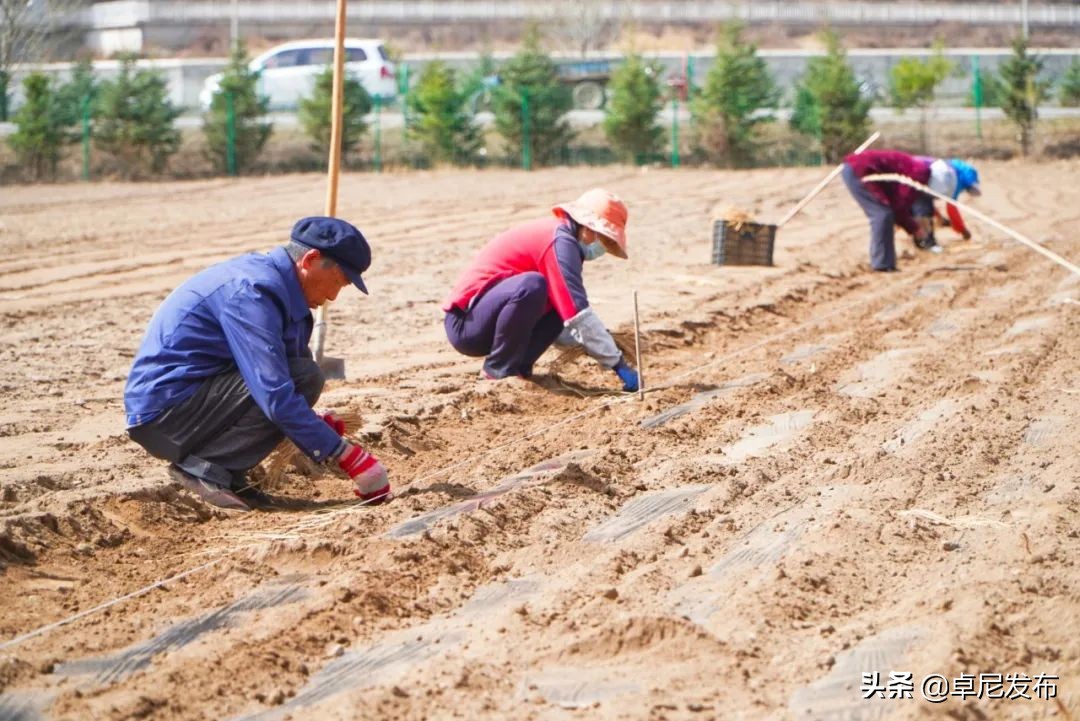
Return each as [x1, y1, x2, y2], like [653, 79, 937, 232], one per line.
[711, 219, 776, 266]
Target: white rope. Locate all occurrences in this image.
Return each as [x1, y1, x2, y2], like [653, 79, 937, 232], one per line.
[0, 559, 223, 652]
[861, 173, 1080, 278]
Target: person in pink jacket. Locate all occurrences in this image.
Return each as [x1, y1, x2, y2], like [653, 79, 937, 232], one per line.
[442, 188, 640, 391]
[841, 149, 957, 271]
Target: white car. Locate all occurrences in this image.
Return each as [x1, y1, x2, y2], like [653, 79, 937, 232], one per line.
[199, 38, 397, 111]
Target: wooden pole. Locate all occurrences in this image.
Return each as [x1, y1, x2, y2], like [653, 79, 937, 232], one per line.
[633, 291, 645, 401]
[776, 130, 880, 229]
[311, 0, 348, 364]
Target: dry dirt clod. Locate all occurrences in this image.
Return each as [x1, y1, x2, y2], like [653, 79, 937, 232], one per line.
[325, 643, 345, 658]
[689, 564, 703, 578]
[602, 588, 619, 600]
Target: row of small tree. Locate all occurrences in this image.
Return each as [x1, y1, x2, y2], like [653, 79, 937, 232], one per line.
[405, 28, 574, 166]
[5, 42, 377, 180]
[627, 27, 1072, 165]
[8, 58, 180, 179]
[7, 30, 1080, 179]
[405, 25, 1078, 168]
[596, 26, 874, 166]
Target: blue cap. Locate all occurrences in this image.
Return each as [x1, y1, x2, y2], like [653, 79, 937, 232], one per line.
[947, 159, 980, 199]
[290, 216, 370, 294]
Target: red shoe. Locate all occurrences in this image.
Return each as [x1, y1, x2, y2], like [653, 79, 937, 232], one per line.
[354, 484, 391, 505]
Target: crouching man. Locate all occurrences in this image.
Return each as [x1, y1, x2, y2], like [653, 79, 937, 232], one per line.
[124, 217, 389, 511]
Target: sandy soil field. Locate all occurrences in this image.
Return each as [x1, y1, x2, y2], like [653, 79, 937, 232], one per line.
[0, 160, 1077, 721]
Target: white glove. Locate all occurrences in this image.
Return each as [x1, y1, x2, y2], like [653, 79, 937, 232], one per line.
[564, 307, 621, 369]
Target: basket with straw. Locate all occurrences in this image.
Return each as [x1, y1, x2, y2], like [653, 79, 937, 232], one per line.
[712, 207, 776, 266]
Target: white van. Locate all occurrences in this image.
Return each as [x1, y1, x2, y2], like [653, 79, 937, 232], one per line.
[199, 38, 397, 111]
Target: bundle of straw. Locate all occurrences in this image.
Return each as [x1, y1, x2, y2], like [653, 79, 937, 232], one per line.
[255, 409, 365, 491]
[722, 207, 756, 232]
[548, 330, 643, 374]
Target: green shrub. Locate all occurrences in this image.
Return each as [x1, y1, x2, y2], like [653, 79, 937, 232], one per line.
[790, 30, 872, 163]
[693, 23, 779, 167]
[54, 59, 99, 136]
[889, 42, 954, 152]
[602, 53, 665, 164]
[94, 56, 181, 177]
[298, 66, 372, 161]
[407, 60, 482, 165]
[997, 37, 1051, 156]
[203, 43, 272, 174]
[7, 73, 65, 179]
[491, 26, 574, 167]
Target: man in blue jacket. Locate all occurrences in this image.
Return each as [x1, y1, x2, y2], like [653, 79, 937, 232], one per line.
[124, 217, 389, 512]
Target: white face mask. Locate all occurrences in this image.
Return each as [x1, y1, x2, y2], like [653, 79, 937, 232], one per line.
[579, 238, 607, 262]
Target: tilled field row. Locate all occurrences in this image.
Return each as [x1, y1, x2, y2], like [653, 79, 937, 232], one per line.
[2, 234, 1076, 720]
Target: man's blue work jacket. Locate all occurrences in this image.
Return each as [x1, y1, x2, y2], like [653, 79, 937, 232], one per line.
[124, 248, 341, 461]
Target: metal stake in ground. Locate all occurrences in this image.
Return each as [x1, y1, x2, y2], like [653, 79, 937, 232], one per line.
[634, 290, 645, 401]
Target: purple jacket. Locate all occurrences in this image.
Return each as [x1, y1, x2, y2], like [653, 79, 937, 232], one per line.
[844, 150, 931, 235]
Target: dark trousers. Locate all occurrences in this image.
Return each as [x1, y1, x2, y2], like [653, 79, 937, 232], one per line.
[127, 357, 324, 487]
[842, 163, 897, 271]
[444, 272, 564, 378]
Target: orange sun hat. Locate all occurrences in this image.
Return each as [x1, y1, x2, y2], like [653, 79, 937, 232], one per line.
[552, 188, 629, 259]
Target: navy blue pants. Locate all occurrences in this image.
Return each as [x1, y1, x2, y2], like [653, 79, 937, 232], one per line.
[444, 272, 564, 378]
[842, 163, 897, 271]
[128, 357, 324, 487]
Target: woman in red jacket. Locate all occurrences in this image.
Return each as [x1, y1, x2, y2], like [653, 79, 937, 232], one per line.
[841, 149, 957, 271]
[442, 188, 640, 392]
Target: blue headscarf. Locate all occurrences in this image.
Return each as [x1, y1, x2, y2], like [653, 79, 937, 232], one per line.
[947, 159, 980, 199]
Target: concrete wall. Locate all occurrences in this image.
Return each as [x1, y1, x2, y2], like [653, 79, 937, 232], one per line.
[66, 1, 1080, 56]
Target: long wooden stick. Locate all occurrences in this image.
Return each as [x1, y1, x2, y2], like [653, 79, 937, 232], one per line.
[311, 0, 348, 364]
[776, 130, 880, 229]
[862, 173, 1080, 278]
[633, 290, 645, 401]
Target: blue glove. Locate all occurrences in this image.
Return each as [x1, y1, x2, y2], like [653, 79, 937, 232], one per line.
[613, 359, 640, 392]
